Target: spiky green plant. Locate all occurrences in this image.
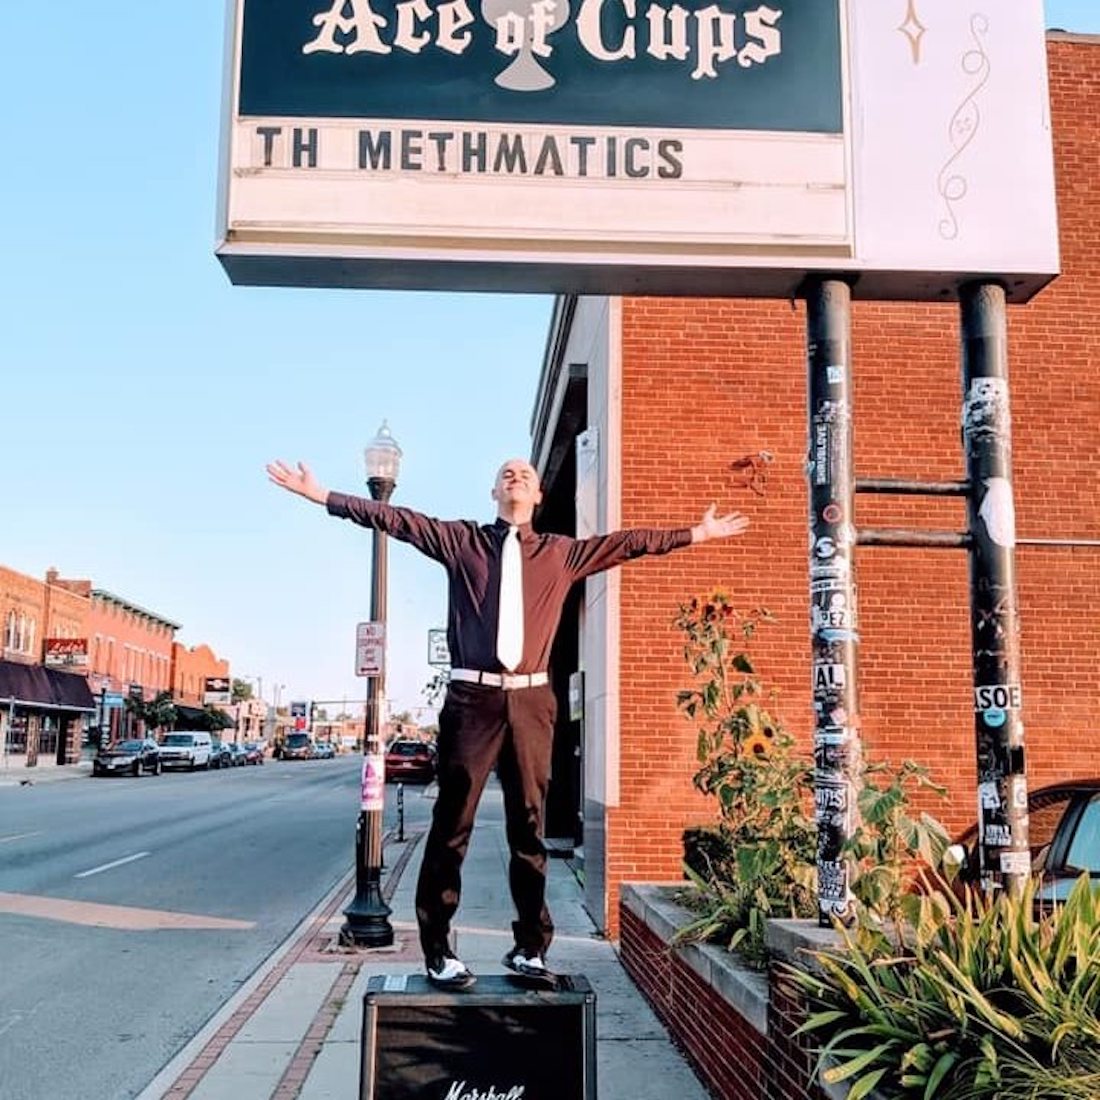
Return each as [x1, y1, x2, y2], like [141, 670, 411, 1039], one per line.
[790, 875, 1100, 1099]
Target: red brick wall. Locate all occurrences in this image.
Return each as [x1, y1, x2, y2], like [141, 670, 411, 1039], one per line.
[87, 594, 175, 697]
[43, 578, 90, 648]
[607, 39, 1100, 937]
[620, 907, 769, 1099]
[0, 566, 47, 663]
[171, 643, 230, 707]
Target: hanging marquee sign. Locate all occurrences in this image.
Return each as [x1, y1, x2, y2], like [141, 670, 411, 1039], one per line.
[44, 638, 89, 669]
[216, 0, 1059, 300]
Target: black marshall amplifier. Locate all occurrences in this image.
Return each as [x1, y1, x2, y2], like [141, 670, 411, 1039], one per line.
[359, 974, 597, 1100]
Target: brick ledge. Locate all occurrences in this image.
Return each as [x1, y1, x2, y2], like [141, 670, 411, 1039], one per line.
[621, 882, 769, 1035]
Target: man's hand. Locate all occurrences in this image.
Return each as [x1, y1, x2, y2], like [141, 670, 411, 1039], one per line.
[691, 504, 750, 544]
[266, 460, 328, 505]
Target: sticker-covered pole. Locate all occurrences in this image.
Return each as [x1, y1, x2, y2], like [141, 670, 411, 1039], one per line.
[806, 278, 862, 925]
[960, 281, 1029, 897]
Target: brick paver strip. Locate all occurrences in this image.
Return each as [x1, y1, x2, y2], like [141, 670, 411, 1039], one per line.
[271, 830, 426, 1099]
[161, 828, 422, 1099]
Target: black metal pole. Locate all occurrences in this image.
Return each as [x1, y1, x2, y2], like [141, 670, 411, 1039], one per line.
[341, 475, 395, 946]
[806, 278, 863, 925]
[960, 281, 1029, 897]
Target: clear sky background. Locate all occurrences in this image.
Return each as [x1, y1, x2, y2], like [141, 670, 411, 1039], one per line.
[2, 2, 1096, 721]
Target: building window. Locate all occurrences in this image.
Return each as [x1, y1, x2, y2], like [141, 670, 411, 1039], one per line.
[6, 614, 36, 655]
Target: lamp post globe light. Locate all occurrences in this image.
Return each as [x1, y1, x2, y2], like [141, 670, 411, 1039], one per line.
[341, 421, 402, 947]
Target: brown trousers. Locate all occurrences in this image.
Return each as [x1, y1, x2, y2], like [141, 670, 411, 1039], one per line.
[415, 680, 557, 960]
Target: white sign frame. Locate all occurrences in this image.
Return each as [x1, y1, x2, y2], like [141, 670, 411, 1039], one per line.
[427, 629, 451, 667]
[356, 621, 386, 678]
[217, 0, 1059, 302]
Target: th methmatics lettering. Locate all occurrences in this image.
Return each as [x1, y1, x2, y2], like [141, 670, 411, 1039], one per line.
[357, 129, 683, 177]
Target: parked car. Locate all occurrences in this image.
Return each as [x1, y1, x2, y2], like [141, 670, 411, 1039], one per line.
[313, 741, 336, 759]
[93, 738, 161, 777]
[159, 731, 213, 771]
[208, 740, 233, 769]
[281, 732, 314, 760]
[243, 742, 265, 765]
[384, 739, 436, 783]
[227, 743, 248, 766]
[949, 779, 1100, 905]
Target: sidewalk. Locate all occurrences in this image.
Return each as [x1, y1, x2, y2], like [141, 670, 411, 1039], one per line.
[139, 782, 712, 1100]
[0, 758, 91, 787]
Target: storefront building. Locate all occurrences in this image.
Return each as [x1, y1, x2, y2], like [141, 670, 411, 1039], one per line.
[170, 642, 231, 730]
[77, 584, 179, 742]
[529, 34, 1100, 935]
[1, 566, 96, 765]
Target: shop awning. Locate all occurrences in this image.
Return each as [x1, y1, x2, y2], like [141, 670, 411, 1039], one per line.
[0, 660, 97, 713]
[172, 703, 208, 729]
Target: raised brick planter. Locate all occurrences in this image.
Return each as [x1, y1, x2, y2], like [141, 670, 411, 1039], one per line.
[621, 885, 862, 1100]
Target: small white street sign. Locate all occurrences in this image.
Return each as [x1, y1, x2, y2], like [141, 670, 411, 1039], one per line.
[356, 621, 385, 678]
[427, 629, 451, 667]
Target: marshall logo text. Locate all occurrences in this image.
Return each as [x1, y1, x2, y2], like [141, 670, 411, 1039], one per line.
[444, 1082, 526, 1100]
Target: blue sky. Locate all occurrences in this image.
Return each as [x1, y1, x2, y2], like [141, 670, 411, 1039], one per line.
[2, 2, 1095, 720]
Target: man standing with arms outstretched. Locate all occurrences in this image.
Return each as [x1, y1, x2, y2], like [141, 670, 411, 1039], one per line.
[268, 457, 750, 989]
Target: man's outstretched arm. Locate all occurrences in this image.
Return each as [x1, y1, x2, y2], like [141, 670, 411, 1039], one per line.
[266, 459, 459, 563]
[267, 460, 328, 504]
[690, 503, 751, 544]
[566, 503, 750, 579]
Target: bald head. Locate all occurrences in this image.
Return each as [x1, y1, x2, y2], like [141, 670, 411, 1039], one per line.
[492, 459, 543, 523]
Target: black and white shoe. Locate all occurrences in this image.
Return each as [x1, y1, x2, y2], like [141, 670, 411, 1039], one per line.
[426, 952, 476, 990]
[502, 946, 558, 988]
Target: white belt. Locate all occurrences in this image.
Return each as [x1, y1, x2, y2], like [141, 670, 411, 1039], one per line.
[451, 669, 549, 690]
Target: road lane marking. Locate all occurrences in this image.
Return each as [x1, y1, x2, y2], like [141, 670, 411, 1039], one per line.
[0, 892, 256, 931]
[0, 831, 41, 844]
[74, 851, 151, 878]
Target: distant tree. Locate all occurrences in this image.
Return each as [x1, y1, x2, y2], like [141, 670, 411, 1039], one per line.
[313, 706, 329, 721]
[231, 679, 254, 702]
[392, 710, 414, 726]
[198, 705, 235, 733]
[126, 691, 177, 734]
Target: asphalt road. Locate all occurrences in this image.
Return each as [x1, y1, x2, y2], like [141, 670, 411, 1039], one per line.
[0, 756, 435, 1100]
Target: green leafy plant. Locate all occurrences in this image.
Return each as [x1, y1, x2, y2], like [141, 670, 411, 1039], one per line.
[673, 595, 817, 966]
[125, 690, 178, 734]
[844, 760, 951, 939]
[672, 593, 954, 971]
[791, 875, 1100, 1099]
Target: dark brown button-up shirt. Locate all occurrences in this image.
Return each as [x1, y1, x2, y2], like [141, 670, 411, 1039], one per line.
[327, 492, 693, 674]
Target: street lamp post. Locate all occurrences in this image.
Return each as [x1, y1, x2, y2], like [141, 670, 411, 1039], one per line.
[341, 420, 401, 947]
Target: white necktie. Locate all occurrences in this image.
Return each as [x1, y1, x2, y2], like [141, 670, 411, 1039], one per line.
[496, 525, 524, 672]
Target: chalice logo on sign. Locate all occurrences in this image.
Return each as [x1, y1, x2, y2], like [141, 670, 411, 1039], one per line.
[481, 0, 569, 90]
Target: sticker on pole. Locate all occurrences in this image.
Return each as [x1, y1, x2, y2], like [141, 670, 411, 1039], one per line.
[361, 753, 386, 811]
[356, 622, 385, 677]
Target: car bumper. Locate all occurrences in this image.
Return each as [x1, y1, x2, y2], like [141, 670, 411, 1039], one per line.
[385, 765, 434, 781]
[95, 758, 139, 772]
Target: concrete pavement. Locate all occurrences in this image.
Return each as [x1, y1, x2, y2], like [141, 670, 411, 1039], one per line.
[0, 757, 92, 786]
[135, 780, 712, 1100]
